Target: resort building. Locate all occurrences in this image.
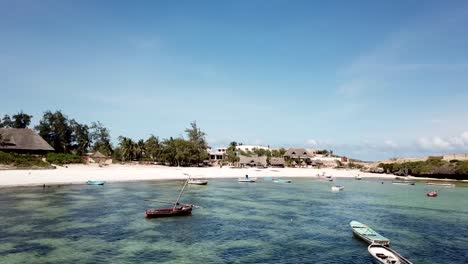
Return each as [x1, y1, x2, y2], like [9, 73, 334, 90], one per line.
[84, 151, 112, 165]
[239, 155, 267, 168]
[236, 145, 269, 152]
[270, 157, 285, 168]
[0, 128, 54, 155]
[283, 148, 314, 165]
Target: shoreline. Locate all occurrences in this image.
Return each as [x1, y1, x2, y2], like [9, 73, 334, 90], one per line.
[0, 164, 466, 188]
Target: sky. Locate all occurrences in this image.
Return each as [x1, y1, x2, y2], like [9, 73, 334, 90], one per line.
[1, 0, 468, 161]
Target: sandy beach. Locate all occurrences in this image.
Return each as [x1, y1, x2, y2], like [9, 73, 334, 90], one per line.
[0, 164, 402, 187]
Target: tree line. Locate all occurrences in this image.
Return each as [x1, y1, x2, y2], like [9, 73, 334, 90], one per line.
[1, 110, 209, 167]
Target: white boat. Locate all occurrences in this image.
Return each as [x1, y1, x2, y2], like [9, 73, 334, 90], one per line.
[188, 179, 208, 185]
[392, 180, 416, 185]
[425, 182, 455, 188]
[355, 175, 362, 180]
[331, 185, 344, 192]
[238, 177, 256, 182]
[368, 244, 413, 264]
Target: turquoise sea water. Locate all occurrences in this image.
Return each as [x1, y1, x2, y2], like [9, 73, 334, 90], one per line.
[0, 178, 467, 263]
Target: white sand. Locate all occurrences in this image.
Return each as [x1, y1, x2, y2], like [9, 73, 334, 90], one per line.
[0, 164, 400, 187]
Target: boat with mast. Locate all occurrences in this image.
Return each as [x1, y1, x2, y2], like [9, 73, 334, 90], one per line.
[145, 175, 196, 218]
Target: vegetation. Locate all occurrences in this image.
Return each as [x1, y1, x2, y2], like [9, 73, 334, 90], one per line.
[0, 151, 50, 168]
[378, 158, 468, 180]
[35, 110, 112, 155]
[0, 111, 33, 128]
[46, 153, 83, 165]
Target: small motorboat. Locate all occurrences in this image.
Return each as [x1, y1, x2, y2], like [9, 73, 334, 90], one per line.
[427, 190, 438, 197]
[273, 179, 292, 183]
[145, 205, 193, 218]
[368, 244, 413, 264]
[188, 179, 208, 185]
[350, 221, 390, 246]
[238, 177, 256, 182]
[331, 185, 344, 192]
[355, 175, 362, 180]
[86, 181, 105, 185]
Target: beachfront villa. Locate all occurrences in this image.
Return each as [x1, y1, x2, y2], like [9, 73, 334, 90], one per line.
[207, 147, 226, 164]
[283, 148, 314, 166]
[236, 145, 269, 152]
[239, 155, 267, 168]
[0, 128, 54, 155]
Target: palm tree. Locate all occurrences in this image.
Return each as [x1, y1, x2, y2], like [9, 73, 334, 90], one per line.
[118, 136, 135, 162]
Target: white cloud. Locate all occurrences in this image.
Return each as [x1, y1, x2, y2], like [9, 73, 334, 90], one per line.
[306, 139, 318, 147]
[417, 131, 468, 151]
[384, 140, 398, 148]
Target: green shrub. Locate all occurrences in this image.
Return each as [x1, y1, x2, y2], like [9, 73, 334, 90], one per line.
[46, 153, 83, 165]
[0, 151, 49, 168]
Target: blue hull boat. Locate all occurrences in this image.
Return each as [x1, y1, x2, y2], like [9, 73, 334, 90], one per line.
[86, 181, 105, 185]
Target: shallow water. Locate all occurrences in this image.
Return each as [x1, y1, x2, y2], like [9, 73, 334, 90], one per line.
[1, 178, 467, 263]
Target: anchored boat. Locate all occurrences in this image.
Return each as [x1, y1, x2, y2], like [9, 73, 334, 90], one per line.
[331, 185, 344, 192]
[426, 190, 438, 197]
[368, 244, 413, 264]
[273, 179, 292, 183]
[350, 221, 390, 246]
[86, 181, 105, 185]
[425, 182, 455, 188]
[188, 179, 208, 185]
[392, 180, 416, 185]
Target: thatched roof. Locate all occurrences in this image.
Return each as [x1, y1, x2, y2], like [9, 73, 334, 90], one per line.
[284, 148, 312, 159]
[239, 155, 267, 166]
[0, 128, 54, 152]
[91, 151, 106, 158]
[270, 157, 285, 166]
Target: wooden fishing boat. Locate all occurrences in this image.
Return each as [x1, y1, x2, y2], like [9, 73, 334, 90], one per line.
[86, 181, 105, 185]
[368, 244, 413, 264]
[145, 205, 193, 218]
[426, 190, 438, 197]
[188, 179, 208, 185]
[145, 174, 197, 218]
[350, 221, 390, 246]
[392, 180, 415, 185]
[425, 182, 455, 188]
[331, 185, 344, 192]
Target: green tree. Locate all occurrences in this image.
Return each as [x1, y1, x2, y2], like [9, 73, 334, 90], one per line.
[118, 136, 135, 162]
[70, 120, 90, 155]
[184, 121, 207, 148]
[90, 122, 113, 156]
[35, 110, 73, 153]
[0, 115, 12, 128]
[226, 141, 239, 164]
[135, 139, 146, 161]
[144, 135, 161, 161]
[11, 111, 33, 128]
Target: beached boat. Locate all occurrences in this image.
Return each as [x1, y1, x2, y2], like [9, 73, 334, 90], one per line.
[331, 185, 344, 192]
[145, 205, 193, 218]
[273, 179, 292, 183]
[368, 244, 413, 264]
[86, 181, 105, 185]
[188, 179, 208, 185]
[392, 180, 415, 185]
[350, 221, 390, 246]
[425, 182, 455, 188]
[427, 190, 438, 197]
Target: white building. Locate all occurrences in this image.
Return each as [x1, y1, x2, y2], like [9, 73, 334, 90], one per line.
[235, 145, 269, 152]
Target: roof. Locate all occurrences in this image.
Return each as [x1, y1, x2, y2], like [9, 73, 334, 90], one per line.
[284, 148, 312, 158]
[0, 128, 54, 151]
[270, 157, 285, 165]
[91, 151, 106, 158]
[239, 155, 267, 166]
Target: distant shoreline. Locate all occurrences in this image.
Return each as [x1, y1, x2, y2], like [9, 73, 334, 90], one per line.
[0, 164, 466, 188]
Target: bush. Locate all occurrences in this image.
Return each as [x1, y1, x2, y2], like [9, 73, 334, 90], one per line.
[46, 153, 83, 165]
[0, 151, 49, 168]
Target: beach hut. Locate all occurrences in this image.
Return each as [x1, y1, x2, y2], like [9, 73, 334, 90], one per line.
[270, 157, 285, 168]
[0, 128, 54, 155]
[239, 155, 267, 168]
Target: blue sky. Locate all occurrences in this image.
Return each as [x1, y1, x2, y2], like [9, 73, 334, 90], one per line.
[1, 0, 468, 161]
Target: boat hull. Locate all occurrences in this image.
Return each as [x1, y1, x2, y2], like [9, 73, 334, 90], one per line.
[86, 181, 105, 185]
[238, 178, 256, 182]
[425, 182, 455, 188]
[350, 221, 390, 246]
[331, 186, 344, 192]
[368, 244, 413, 264]
[188, 180, 208, 185]
[392, 181, 415, 185]
[145, 206, 193, 218]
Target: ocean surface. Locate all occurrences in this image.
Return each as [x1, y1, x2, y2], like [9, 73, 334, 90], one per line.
[1, 178, 467, 263]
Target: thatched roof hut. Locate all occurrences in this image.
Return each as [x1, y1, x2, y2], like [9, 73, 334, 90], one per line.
[0, 128, 54, 154]
[239, 155, 267, 168]
[270, 157, 285, 167]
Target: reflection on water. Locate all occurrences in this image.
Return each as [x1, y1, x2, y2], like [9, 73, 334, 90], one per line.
[1, 178, 468, 263]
